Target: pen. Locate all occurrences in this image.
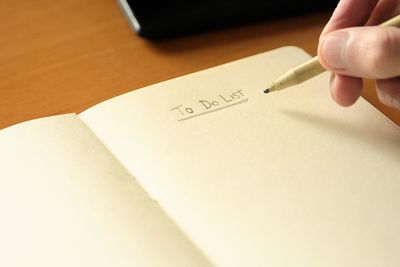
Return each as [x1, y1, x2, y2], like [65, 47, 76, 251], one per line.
[264, 14, 400, 94]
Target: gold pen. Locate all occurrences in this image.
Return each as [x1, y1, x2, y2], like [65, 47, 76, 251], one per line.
[264, 14, 400, 94]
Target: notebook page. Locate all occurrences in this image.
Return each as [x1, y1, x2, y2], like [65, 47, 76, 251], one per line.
[80, 47, 400, 267]
[0, 114, 214, 267]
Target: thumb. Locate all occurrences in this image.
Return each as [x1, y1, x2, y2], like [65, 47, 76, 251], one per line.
[318, 26, 400, 79]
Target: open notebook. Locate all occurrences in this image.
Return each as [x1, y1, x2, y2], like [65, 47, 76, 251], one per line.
[1, 47, 399, 267]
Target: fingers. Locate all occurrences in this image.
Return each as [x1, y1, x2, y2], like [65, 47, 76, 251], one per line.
[367, 0, 400, 25]
[320, 0, 400, 110]
[330, 73, 363, 107]
[376, 77, 400, 109]
[321, 0, 379, 38]
[318, 26, 400, 79]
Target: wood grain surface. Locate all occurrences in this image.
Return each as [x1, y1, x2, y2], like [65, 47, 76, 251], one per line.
[1, 0, 399, 129]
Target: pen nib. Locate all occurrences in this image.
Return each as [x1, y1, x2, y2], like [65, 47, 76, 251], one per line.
[263, 88, 270, 94]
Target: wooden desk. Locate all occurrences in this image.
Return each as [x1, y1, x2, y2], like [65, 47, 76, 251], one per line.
[1, 0, 399, 129]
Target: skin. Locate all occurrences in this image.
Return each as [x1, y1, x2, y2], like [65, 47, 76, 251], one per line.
[317, 0, 400, 109]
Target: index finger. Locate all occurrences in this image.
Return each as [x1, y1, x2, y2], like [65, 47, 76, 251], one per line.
[321, 0, 379, 38]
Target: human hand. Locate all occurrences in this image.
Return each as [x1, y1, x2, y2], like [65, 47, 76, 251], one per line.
[317, 0, 400, 109]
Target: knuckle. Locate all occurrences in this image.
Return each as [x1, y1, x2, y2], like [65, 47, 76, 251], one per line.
[366, 30, 395, 75]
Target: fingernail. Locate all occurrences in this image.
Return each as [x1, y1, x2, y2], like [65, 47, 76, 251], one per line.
[376, 87, 386, 103]
[329, 73, 337, 102]
[320, 31, 349, 70]
[394, 98, 400, 110]
[377, 90, 400, 110]
[377, 88, 400, 109]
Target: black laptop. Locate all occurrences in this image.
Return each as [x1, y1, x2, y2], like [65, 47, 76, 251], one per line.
[117, 0, 338, 38]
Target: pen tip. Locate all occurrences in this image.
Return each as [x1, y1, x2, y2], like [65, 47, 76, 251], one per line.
[263, 88, 270, 94]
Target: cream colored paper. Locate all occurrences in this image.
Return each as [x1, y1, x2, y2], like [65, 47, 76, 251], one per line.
[0, 114, 213, 267]
[81, 47, 400, 267]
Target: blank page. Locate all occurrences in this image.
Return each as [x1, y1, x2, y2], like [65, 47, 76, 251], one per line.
[0, 114, 214, 267]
